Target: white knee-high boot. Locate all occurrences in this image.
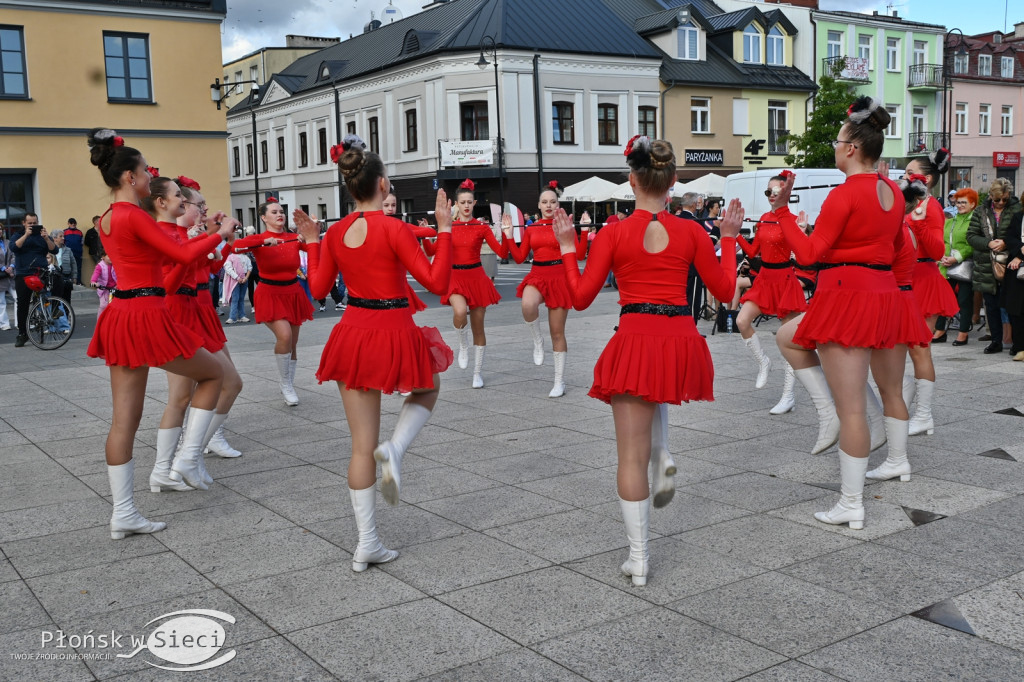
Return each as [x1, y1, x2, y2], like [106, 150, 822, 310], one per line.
[526, 319, 544, 365]
[650, 403, 676, 508]
[549, 351, 567, 398]
[374, 402, 431, 506]
[908, 378, 935, 436]
[203, 413, 242, 458]
[866, 387, 887, 452]
[349, 486, 398, 572]
[770, 361, 796, 415]
[472, 345, 486, 389]
[902, 371, 916, 412]
[813, 450, 868, 530]
[866, 416, 911, 482]
[793, 366, 840, 455]
[619, 496, 650, 586]
[150, 427, 190, 492]
[743, 333, 772, 389]
[288, 357, 300, 401]
[169, 408, 216, 490]
[454, 324, 469, 370]
[276, 353, 299, 406]
[109, 460, 167, 540]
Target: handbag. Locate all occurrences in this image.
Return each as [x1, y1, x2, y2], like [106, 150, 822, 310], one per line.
[983, 211, 1007, 281]
[947, 259, 974, 282]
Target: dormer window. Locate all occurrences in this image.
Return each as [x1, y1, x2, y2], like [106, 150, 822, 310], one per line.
[678, 21, 698, 61]
[743, 24, 762, 64]
[766, 27, 784, 66]
[320, 65, 330, 80]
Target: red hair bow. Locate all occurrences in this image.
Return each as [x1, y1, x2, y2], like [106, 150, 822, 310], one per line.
[623, 134, 641, 157]
[266, 197, 279, 203]
[548, 180, 559, 190]
[146, 166, 160, 178]
[330, 144, 345, 164]
[778, 169, 795, 180]
[906, 173, 928, 184]
[113, 136, 124, 147]
[459, 178, 475, 191]
[176, 176, 201, 191]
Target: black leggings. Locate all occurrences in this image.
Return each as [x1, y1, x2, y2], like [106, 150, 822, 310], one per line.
[14, 275, 32, 336]
[936, 277, 973, 332]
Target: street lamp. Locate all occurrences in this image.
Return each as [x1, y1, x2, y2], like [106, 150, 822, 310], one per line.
[942, 28, 967, 196]
[476, 35, 505, 213]
[211, 78, 262, 228]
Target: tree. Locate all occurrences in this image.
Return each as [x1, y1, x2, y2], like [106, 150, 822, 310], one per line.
[785, 61, 856, 168]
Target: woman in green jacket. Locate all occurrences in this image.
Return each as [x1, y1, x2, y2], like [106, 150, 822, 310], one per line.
[937, 188, 976, 344]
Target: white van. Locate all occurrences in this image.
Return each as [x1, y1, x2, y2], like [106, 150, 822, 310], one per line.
[723, 168, 904, 230]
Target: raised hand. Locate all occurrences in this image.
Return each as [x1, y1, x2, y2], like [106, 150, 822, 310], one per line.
[552, 208, 577, 253]
[796, 210, 809, 230]
[434, 190, 452, 233]
[292, 208, 321, 244]
[501, 213, 514, 237]
[718, 199, 745, 239]
[770, 173, 795, 211]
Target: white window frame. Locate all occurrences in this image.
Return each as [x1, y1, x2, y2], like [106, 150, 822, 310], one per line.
[1001, 105, 1013, 136]
[955, 102, 968, 134]
[743, 24, 762, 64]
[826, 31, 842, 59]
[911, 105, 926, 139]
[766, 27, 784, 66]
[978, 54, 992, 76]
[884, 104, 899, 138]
[912, 40, 927, 65]
[691, 97, 711, 134]
[249, 64, 258, 89]
[979, 103, 991, 135]
[886, 38, 899, 71]
[1001, 56, 1015, 79]
[234, 70, 243, 94]
[954, 53, 968, 74]
[858, 34, 872, 67]
[678, 22, 698, 61]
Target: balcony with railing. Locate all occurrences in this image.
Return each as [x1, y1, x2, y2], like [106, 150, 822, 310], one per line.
[907, 131, 948, 156]
[822, 56, 870, 82]
[907, 64, 944, 90]
[768, 128, 789, 155]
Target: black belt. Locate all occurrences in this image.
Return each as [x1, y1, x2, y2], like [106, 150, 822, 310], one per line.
[453, 262, 482, 270]
[347, 296, 409, 310]
[899, 285, 913, 291]
[113, 287, 165, 299]
[917, 258, 936, 263]
[196, 282, 210, 291]
[174, 286, 197, 297]
[620, 303, 692, 317]
[760, 260, 793, 270]
[259, 276, 299, 286]
[817, 263, 892, 271]
[532, 259, 563, 266]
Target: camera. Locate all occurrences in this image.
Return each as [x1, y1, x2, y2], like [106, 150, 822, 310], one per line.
[30, 224, 42, 235]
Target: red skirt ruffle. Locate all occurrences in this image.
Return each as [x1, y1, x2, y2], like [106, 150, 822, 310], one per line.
[516, 264, 573, 309]
[589, 313, 714, 405]
[912, 261, 960, 317]
[793, 267, 905, 349]
[87, 296, 204, 368]
[406, 282, 427, 313]
[740, 268, 807, 318]
[895, 290, 934, 348]
[253, 282, 314, 326]
[442, 267, 501, 308]
[316, 306, 453, 393]
[167, 294, 224, 353]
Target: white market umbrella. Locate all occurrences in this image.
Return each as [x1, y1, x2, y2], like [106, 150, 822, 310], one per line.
[678, 173, 726, 197]
[561, 176, 618, 203]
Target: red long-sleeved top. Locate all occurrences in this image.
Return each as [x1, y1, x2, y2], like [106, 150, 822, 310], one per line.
[505, 219, 587, 263]
[231, 231, 306, 281]
[560, 210, 736, 311]
[894, 224, 917, 286]
[101, 203, 221, 290]
[906, 196, 945, 261]
[738, 212, 793, 263]
[159, 222, 203, 292]
[305, 211, 452, 301]
[779, 174, 907, 266]
[421, 220, 507, 262]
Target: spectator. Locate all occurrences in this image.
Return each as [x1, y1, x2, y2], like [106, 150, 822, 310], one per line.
[967, 178, 1022, 352]
[221, 250, 251, 323]
[678, 192, 705, 321]
[63, 218, 84, 284]
[49, 229, 76, 301]
[0, 222, 14, 330]
[936, 188, 977, 344]
[83, 214, 103, 281]
[944, 190, 958, 218]
[10, 213, 57, 347]
[1002, 212, 1024, 360]
[90, 250, 115, 317]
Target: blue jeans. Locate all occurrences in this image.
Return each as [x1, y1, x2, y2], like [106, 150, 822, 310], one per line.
[229, 284, 246, 320]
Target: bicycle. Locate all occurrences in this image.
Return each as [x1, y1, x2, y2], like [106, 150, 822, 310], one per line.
[24, 269, 75, 350]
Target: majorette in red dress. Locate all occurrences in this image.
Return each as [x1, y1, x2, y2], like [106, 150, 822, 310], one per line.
[425, 219, 508, 307]
[737, 213, 808, 318]
[908, 195, 959, 319]
[87, 202, 223, 368]
[891, 221, 934, 347]
[505, 219, 587, 309]
[162, 223, 226, 353]
[561, 210, 737, 404]
[779, 173, 909, 349]
[305, 212, 454, 393]
[231, 231, 314, 326]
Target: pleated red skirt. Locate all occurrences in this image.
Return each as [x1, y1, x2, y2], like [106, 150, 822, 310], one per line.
[87, 296, 204, 368]
[895, 289, 934, 347]
[740, 267, 808, 318]
[516, 263, 573, 309]
[316, 306, 453, 393]
[253, 281, 314, 326]
[442, 267, 501, 308]
[793, 267, 904, 349]
[912, 261, 960, 318]
[195, 288, 228, 350]
[590, 313, 714, 405]
[167, 294, 224, 353]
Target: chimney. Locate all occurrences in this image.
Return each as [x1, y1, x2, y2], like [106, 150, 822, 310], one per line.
[285, 35, 341, 48]
[1015, 22, 1024, 39]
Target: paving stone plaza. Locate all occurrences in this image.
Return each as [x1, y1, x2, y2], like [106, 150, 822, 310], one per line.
[3, 266, 1024, 680]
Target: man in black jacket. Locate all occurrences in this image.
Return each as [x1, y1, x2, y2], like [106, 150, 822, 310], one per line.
[10, 213, 57, 347]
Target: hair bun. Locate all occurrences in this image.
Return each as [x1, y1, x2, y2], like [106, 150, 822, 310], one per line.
[847, 96, 889, 131]
[545, 180, 563, 198]
[624, 135, 652, 170]
[929, 147, 951, 175]
[342, 134, 366, 152]
[459, 178, 475, 191]
[175, 175, 201, 191]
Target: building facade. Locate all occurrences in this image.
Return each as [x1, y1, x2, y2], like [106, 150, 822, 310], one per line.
[218, 36, 339, 110]
[0, 0, 230, 249]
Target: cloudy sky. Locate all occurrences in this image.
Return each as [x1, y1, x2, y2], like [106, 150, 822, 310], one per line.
[220, 0, 1019, 62]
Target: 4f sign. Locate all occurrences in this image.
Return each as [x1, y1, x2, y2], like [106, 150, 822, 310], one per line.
[117, 610, 236, 672]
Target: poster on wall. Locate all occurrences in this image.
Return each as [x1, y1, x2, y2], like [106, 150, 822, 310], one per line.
[440, 140, 494, 167]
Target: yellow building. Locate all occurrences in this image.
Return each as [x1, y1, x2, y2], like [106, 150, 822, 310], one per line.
[0, 0, 229, 277]
[218, 36, 338, 111]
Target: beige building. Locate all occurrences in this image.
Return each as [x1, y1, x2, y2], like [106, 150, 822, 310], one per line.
[218, 35, 338, 111]
[0, 0, 229, 279]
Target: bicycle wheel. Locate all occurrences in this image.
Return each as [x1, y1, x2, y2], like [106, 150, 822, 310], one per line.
[27, 296, 75, 350]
